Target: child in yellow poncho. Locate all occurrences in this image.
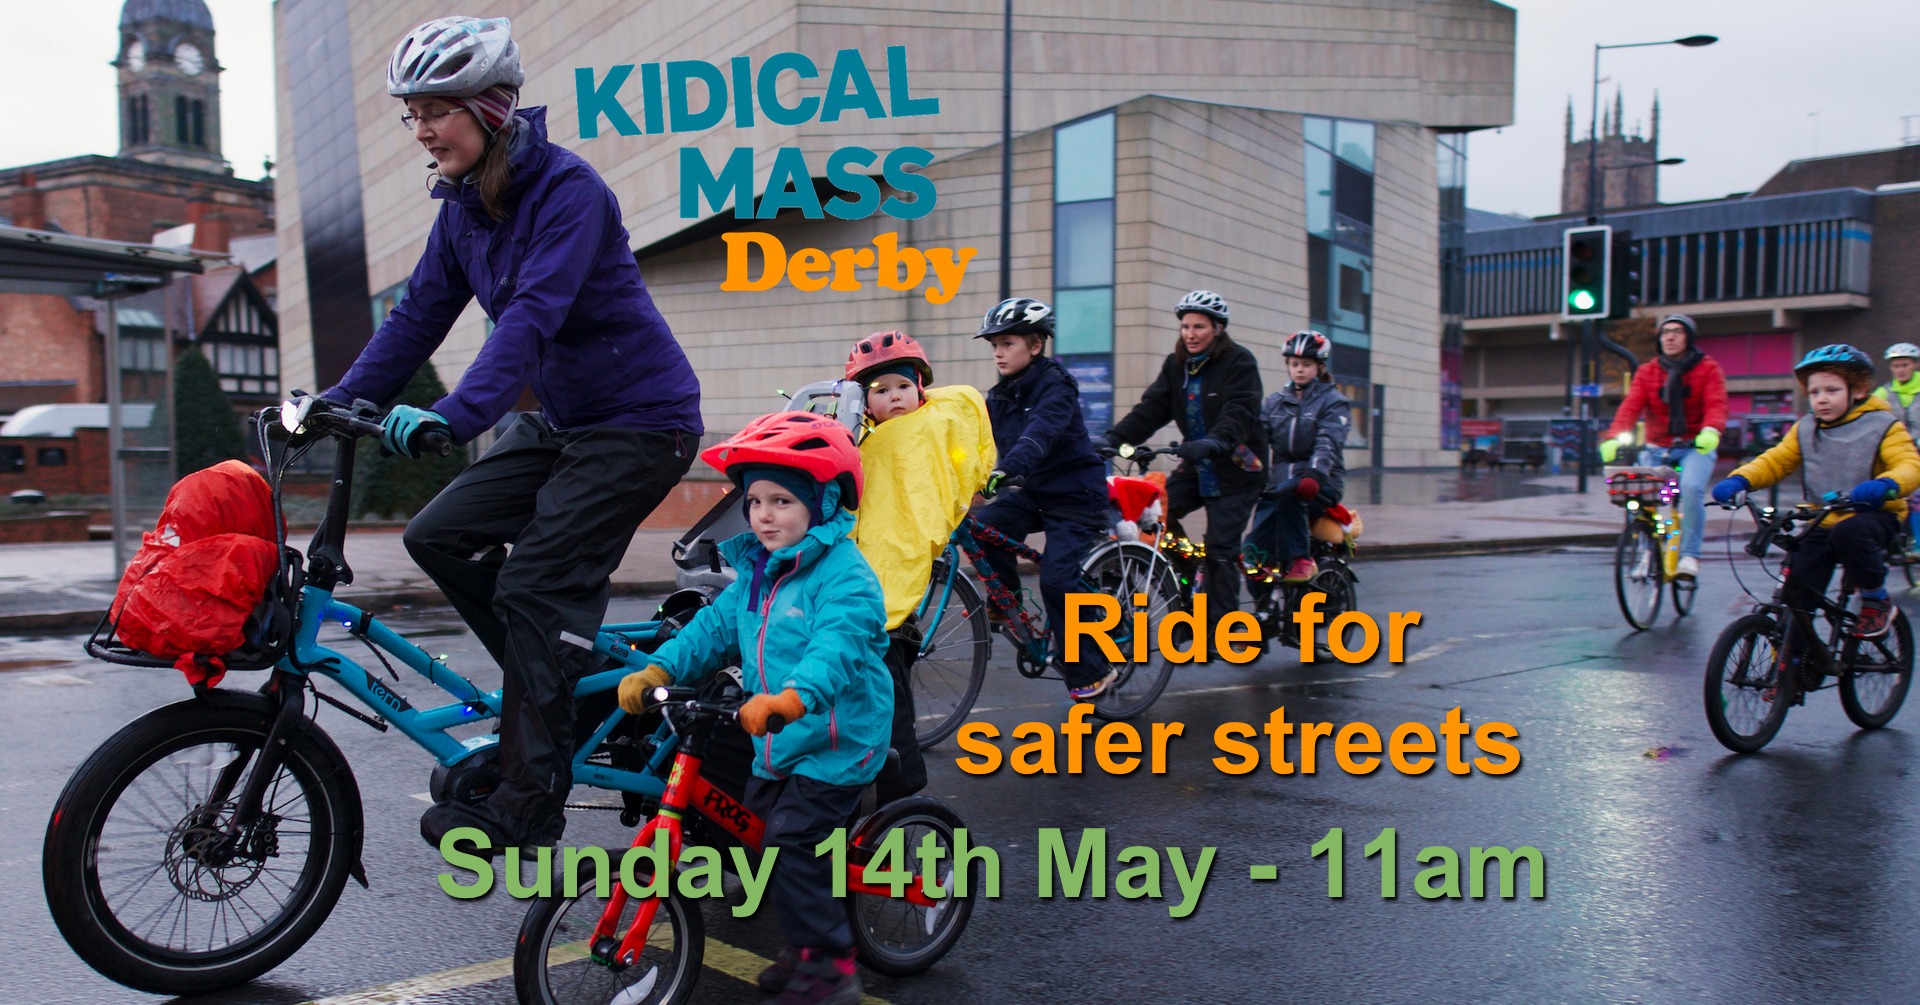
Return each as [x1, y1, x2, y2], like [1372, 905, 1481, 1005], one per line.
[843, 330, 996, 802]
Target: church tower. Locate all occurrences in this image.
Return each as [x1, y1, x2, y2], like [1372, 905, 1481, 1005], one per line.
[115, 0, 228, 173]
[1560, 89, 1661, 216]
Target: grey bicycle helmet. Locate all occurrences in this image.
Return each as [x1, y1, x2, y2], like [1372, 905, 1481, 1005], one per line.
[387, 16, 523, 98]
[1175, 290, 1230, 326]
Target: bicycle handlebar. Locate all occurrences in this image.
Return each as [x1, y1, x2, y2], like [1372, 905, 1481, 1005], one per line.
[644, 685, 785, 732]
[269, 395, 453, 457]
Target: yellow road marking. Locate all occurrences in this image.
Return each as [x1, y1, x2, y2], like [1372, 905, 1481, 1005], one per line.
[296, 934, 895, 1005]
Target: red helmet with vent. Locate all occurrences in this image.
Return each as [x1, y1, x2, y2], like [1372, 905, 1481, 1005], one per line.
[845, 330, 933, 385]
[701, 411, 864, 509]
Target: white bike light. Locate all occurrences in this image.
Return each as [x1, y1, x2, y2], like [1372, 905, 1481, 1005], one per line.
[280, 396, 315, 435]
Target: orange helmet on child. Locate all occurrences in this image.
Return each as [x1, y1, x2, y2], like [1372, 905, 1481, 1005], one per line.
[701, 412, 864, 508]
[845, 330, 932, 385]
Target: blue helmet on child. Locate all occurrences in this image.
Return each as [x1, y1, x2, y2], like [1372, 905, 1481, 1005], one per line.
[1793, 344, 1874, 380]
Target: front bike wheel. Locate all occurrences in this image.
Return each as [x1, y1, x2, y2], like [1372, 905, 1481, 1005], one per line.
[1841, 609, 1915, 729]
[514, 880, 705, 1005]
[1703, 613, 1792, 753]
[1614, 520, 1664, 630]
[42, 698, 357, 995]
[1080, 543, 1182, 721]
[911, 559, 990, 748]
[847, 797, 975, 976]
[1671, 576, 1696, 617]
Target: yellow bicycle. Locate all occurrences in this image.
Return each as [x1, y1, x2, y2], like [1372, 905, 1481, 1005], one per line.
[1606, 450, 1698, 630]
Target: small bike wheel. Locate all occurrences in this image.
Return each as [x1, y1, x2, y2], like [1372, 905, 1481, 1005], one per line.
[847, 797, 975, 976]
[1614, 521, 1664, 630]
[1703, 613, 1793, 753]
[1671, 577, 1696, 617]
[1080, 543, 1182, 721]
[514, 880, 705, 1005]
[1841, 609, 1915, 729]
[911, 559, 991, 749]
[42, 698, 357, 996]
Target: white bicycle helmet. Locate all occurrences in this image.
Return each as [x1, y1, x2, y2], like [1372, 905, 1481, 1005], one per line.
[387, 16, 523, 98]
[1175, 290, 1230, 326]
[1886, 342, 1920, 360]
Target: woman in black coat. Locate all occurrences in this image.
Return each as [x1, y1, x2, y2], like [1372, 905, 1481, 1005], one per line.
[1103, 290, 1267, 629]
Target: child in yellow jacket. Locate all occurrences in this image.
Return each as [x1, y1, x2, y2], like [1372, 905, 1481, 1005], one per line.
[842, 330, 996, 802]
[1713, 344, 1920, 636]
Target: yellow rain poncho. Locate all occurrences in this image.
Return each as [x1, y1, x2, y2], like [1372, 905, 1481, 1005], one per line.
[850, 385, 997, 630]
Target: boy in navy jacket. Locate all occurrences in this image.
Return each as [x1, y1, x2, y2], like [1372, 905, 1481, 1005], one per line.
[974, 298, 1116, 699]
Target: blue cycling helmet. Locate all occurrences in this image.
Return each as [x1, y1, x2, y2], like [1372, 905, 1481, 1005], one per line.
[1793, 344, 1874, 380]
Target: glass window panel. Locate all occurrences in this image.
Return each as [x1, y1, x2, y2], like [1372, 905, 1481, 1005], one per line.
[1334, 159, 1374, 229]
[266, 347, 279, 373]
[215, 344, 232, 373]
[1304, 116, 1333, 151]
[1054, 112, 1115, 204]
[1306, 146, 1333, 240]
[220, 378, 240, 392]
[1053, 287, 1114, 355]
[1335, 119, 1375, 173]
[1330, 324, 1370, 349]
[1328, 245, 1372, 334]
[1307, 236, 1329, 325]
[1057, 353, 1114, 434]
[1054, 200, 1114, 289]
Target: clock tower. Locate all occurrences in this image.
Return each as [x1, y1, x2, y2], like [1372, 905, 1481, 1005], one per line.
[116, 0, 227, 173]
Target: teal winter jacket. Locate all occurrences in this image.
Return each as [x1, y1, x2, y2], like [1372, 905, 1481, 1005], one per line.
[646, 507, 893, 787]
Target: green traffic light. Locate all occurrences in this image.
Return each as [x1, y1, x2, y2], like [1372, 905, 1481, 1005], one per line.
[1570, 290, 1597, 311]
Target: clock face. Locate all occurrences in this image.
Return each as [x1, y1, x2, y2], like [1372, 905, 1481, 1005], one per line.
[174, 42, 203, 76]
[126, 38, 145, 72]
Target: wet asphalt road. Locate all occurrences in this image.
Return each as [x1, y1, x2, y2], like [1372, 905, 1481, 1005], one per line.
[4, 545, 1920, 1005]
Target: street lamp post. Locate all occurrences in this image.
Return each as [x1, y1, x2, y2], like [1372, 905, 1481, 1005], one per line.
[1578, 34, 1715, 493]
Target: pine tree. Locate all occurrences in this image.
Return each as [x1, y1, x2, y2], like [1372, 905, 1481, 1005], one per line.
[351, 361, 467, 519]
[173, 346, 245, 476]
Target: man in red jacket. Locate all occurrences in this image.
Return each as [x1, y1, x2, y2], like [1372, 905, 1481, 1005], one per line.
[1598, 313, 1729, 578]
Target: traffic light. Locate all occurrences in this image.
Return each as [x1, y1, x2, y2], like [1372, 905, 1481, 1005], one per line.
[1561, 224, 1612, 320]
[1608, 229, 1640, 321]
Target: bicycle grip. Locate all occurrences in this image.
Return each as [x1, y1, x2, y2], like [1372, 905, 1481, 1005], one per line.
[765, 713, 787, 734]
[419, 428, 454, 457]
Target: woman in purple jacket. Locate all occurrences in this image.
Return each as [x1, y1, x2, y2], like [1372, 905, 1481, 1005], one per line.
[322, 17, 703, 849]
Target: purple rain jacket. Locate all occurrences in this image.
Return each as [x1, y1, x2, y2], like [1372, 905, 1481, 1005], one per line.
[327, 107, 702, 442]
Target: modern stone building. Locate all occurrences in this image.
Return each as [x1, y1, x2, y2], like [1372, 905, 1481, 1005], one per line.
[277, 0, 1516, 467]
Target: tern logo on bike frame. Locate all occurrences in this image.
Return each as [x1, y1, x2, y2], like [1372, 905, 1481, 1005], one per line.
[364, 670, 412, 713]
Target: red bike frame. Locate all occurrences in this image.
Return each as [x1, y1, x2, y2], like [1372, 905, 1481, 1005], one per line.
[593, 746, 943, 966]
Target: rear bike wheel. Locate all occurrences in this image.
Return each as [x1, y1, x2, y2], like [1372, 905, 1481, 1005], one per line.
[1703, 613, 1793, 753]
[1080, 542, 1183, 721]
[1841, 609, 1914, 729]
[910, 560, 990, 748]
[42, 699, 357, 996]
[1307, 563, 1363, 654]
[847, 797, 975, 976]
[1614, 519, 1664, 630]
[514, 879, 704, 1005]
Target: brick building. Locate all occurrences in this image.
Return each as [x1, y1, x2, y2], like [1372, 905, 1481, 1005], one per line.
[0, 0, 276, 438]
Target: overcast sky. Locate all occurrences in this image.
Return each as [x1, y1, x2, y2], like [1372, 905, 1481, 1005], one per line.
[7, 1, 1917, 218]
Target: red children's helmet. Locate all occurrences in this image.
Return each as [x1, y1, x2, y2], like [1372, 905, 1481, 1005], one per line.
[845, 330, 932, 385]
[701, 411, 864, 508]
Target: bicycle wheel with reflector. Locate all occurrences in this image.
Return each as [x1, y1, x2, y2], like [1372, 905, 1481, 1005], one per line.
[1703, 613, 1792, 753]
[909, 558, 990, 748]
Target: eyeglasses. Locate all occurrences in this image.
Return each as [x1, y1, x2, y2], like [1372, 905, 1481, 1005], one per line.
[399, 107, 470, 131]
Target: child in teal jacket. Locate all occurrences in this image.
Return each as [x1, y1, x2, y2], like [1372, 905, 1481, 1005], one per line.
[618, 411, 889, 1004]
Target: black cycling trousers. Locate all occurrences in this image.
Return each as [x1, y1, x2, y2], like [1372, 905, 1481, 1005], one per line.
[1165, 471, 1260, 626]
[745, 774, 866, 951]
[404, 414, 693, 826]
[876, 631, 928, 805]
[1788, 509, 1898, 611]
[975, 485, 1109, 682]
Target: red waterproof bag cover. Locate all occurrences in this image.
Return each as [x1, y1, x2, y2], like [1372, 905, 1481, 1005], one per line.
[110, 460, 279, 687]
